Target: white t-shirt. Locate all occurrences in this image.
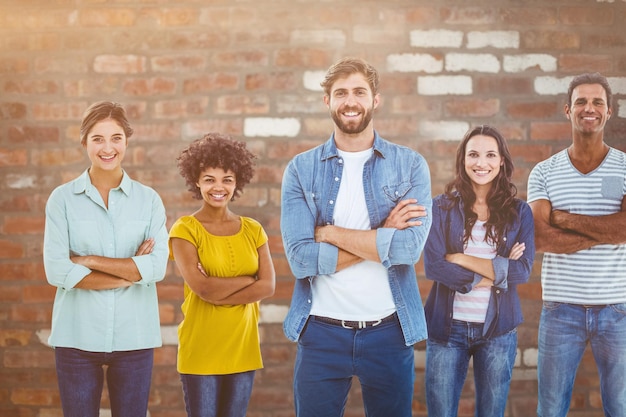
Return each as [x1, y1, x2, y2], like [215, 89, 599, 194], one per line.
[310, 148, 396, 321]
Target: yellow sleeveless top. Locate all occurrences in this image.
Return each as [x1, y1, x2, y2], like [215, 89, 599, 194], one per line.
[169, 215, 268, 375]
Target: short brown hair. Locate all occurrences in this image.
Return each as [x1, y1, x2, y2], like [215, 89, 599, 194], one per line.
[320, 57, 380, 97]
[80, 101, 134, 145]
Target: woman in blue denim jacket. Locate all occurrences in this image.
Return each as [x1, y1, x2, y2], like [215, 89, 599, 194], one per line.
[423, 125, 534, 417]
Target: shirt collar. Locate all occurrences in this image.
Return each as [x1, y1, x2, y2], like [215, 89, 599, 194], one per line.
[72, 169, 132, 196]
[321, 130, 386, 161]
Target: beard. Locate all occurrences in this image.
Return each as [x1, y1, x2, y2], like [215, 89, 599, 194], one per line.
[330, 104, 374, 135]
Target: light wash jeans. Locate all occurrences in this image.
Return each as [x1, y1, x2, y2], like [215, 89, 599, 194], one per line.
[425, 320, 517, 417]
[54, 347, 154, 417]
[294, 314, 414, 417]
[180, 371, 255, 417]
[537, 302, 626, 417]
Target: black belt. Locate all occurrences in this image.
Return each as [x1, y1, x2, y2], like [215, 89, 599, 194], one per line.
[313, 313, 397, 329]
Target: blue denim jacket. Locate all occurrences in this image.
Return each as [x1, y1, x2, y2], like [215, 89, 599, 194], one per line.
[281, 132, 432, 346]
[424, 193, 535, 340]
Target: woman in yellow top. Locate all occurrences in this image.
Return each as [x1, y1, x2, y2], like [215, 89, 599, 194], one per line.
[169, 133, 275, 417]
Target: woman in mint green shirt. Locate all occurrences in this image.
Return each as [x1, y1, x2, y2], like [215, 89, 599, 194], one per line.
[43, 101, 169, 417]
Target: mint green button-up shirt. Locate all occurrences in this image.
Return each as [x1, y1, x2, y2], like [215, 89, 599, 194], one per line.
[43, 170, 168, 352]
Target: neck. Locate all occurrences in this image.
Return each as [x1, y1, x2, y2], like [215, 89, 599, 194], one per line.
[333, 126, 375, 152]
[88, 167, 123, 189]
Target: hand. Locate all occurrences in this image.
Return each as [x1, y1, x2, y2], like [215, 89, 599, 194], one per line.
[383, 199, 425, 229]
[508, 242, 525, 260]
[135, 238, 155, 256]
[314, 225, 330, 243]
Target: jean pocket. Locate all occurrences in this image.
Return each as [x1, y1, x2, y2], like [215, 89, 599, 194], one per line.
[542, 301, 562, 311]
[609, 302, 626, 315]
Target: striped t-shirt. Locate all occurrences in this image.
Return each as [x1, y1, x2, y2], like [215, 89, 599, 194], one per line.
[527, 147, 626, 304]
[453, 220, 496, 323]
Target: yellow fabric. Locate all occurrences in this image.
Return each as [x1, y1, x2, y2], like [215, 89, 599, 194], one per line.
[169, 215, 267, 375]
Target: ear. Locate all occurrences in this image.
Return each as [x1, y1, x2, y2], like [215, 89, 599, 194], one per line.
[373, 93, 381, 109]
[323, 95, 330, 108]
[564, 103, 571, 120]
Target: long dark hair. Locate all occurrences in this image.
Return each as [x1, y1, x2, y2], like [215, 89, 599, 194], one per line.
[444, 125, 517, 249]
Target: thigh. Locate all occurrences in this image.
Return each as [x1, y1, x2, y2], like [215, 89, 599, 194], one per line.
[54, 347, 104, 417]
[537, 302, 587, 417]
[425, 323, 471, 417]
[473, 329, 517, 417]
[592, 303, 626, 416]
[106, 349, 154, 417]
[219, 371, 256, 417]
[180, 374, 222, 417]
[294, 319, 353, 417]
[357, 319, 415, 417]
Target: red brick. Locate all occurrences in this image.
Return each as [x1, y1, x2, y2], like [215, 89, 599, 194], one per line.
[245, 73, 297, 92]
[2, 33, 61, 52]
[183, 74, 239, 94]
[506, 101, 560, 119]
[63, 78, 119, 98]
[151, 55, 206, 73]
[93, 55, 147, 74]
[0, 330, 32, 347]
[559, 54, 613, 73]
[274, 49, 331, 68]
[3, 216, 45, 235]
[523, 31, 581, 50]
[139, 8, 197, 26]
[215, 95, 270, 115]
[7, 126, 60, 143]
[11, 388, 58, 406]
[122, 77, 177, 96]
[0, 58, 29, 75]
[78, 8, 136, 27]
[0, 285, 21, 303]
[4, 80, 60, 95]
[31, 103, 85, 121]
[0, 103, 27, 119]
[530, 122, 572, 141]
[445, 98, 500, 118]
[0, 148, 28, 166]
[10, 304, 52, 323]
[22, 285, 55, 303]
[560, 7, 614, 25]
[212, 51, 269, 68]
[0, 240, 24, 259]
[31, 148, 85, 167]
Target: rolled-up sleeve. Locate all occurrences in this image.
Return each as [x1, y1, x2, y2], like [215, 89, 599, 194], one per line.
[281, 161, 338, 279]
[43, 188, 91, 290]
[377, 154, 432, 268]
[131, 192, 169, 286]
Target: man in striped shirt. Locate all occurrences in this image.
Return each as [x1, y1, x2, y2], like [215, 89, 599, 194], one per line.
[528, 72, 626, 417]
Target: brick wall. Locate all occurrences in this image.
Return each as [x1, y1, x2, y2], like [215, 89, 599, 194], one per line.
[1, 1, 626, 416]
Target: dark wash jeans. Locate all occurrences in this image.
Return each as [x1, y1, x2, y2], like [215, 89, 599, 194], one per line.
[54, 347, 153, 417]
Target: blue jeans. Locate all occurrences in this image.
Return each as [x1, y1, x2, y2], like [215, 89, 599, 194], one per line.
[180, 371, 255, 417]
[537, 302, 626, 417]
[294, 314, 414, 417]
[54, 347, 154, 417]
[425, 320, 517, 417]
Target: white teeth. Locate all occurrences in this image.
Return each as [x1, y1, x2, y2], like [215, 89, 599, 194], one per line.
[344, 112, 358, 116]
[101, 155, 115, 160]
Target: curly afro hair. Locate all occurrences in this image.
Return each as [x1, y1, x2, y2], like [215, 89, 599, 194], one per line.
[176, 132, 256, 201]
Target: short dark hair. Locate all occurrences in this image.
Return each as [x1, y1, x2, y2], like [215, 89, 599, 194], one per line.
[567, 72, 612, 109]
[176, 132, 256, 201]
[320, 57, 380, 97]
[80, 101, 133, 145]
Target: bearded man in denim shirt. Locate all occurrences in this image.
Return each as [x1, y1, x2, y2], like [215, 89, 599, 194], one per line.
[280, 57, 432, 417]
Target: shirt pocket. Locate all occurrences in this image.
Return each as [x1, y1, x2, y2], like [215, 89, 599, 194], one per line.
[382, 181, 412, 203]
[121, 220, 150, 255]
[601, 176, 624, 200]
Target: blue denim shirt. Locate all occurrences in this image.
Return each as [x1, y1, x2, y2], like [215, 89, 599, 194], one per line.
[423, 193, 535, 340]
[281, 132, 432, 346]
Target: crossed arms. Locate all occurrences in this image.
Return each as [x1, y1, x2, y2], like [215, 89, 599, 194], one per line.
[530, 197, 626, 254]
[170, 238, 275, 305]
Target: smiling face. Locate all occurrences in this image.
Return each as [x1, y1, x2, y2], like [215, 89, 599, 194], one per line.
[83, 118, 127, 174]
[464, 134, 503, 190]
[565, 83, 612, 137]
[324, 72, 379, 136]
[196, 166, 237, 208]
